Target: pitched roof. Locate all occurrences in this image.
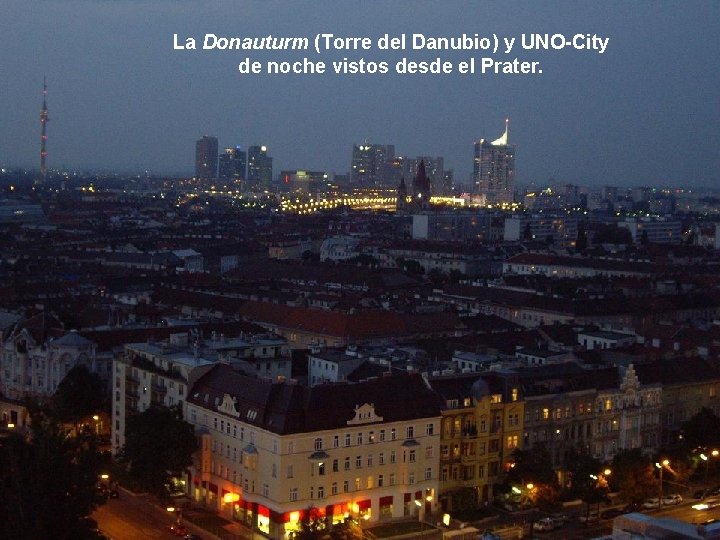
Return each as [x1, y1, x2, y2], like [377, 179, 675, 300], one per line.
[188, 364, 445, 435]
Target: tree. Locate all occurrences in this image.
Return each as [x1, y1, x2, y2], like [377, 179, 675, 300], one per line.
[120, 405, 197, 499]
[428, 268, 446, 287]
[507, 445, 557, 487]
[52, 365, 106, 429]
[575, 222, 588, 252]
[593, 224, 633, 245]
[0, 405, 106, 540]
[523, 223, 533, 241]
[640, 230, 650, 246]
[682, 407, 720, 449]
[505, 445, 558, 508]
[610, 449, 658, 502]
[292, 508, 362, 540]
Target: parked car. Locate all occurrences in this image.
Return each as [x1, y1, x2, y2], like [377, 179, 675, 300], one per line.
[578, 510, 599, 523]
[479, 531, 501, 540]
[600, 508, 624, 519]
[642, 498, 660, 509]
[662, 494, 683, 506]
[533, 518, 555, 532]
[695, 488, 712, 499]
[622, 502, 642, 513]
[550, 513, 568, 528]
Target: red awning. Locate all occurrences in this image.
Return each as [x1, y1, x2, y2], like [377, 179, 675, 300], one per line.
[379, 496, 393, 506]
[404, 493, 411, 503]
[357, 499, 371, 510]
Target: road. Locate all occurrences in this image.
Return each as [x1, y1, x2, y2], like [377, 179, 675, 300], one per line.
[92, 489, 191, 540]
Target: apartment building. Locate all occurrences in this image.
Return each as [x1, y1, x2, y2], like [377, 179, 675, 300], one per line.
[429, 373, 524, 511]
[185, 365, 444, 539]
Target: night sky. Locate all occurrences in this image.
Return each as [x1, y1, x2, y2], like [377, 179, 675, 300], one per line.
[2, 0, 719, 187]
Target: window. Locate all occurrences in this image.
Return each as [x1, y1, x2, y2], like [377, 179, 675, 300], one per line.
[406, 426, 414, 439]
[542, 408, 550, 420]
[290, 488, 298, 501]
[331, 482, 338, 495]
[390, 451, 396, 464]
[368, 431, 375, 443]
[287, 465, 293, 478]
[379, 430, 385, 442]
[490, 394, 502, 404]
[356, 456, 362, 468]
[425, 468, 432, 480]
[344, 434, 351, 447]
[272, 464, 277, 478]
[318, 462, 326, 476]
[314, 437, 323, 450]
[343, 480, 349, 493]
[511, 388, 519, 402]
[367, 476, 373, 489]
[357, 433, 363, 445]
[379, 452, 385, 465]
[355, 478, 361, 491]
[344, 457, 350, 471]
[389, 473, 396, 485]
[409, 450, 416, 463]
[507, 435, 519, 449]
[391, 428, 396, 440]
[318, 486, 324, 499]
[425, 446, 433, 459]
[426, 423, 434, 436]
[287, 440, 293, 453]
[333, 435, 339, 448]
[409, 472, 415, 484]
[367, 454, 373, 467]
[262, 483, 269, 497]
[332, 459, 339, 473]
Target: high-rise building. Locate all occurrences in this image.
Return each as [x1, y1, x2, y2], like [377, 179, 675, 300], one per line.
[351, 143, 394, 187]
[218, 146, 247, 184]
[195, 136, 219, 180]
[473, 119, 515, 205]
[247, 145, 273, 190]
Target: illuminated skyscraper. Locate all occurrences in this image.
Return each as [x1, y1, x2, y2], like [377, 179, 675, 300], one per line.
[39, 78, 49, 181]
[247, 145, 273, 189]
[473, 119, 515, 205]
[195, 136, 219, 180]
[218, 146, 247, 184]
[351, 143, 394, 187]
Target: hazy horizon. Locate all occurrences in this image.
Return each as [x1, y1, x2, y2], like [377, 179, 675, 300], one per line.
[2, 0, 719, 187]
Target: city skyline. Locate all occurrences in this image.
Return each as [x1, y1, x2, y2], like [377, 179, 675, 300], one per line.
[1, 1, 719, 187]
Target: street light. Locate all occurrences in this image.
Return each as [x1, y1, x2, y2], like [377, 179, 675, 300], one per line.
[656, 459, 670, 506]
[414, 500, 424, 534]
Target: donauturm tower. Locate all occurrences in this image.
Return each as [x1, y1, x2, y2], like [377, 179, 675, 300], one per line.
[39, 78, 49, 181]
